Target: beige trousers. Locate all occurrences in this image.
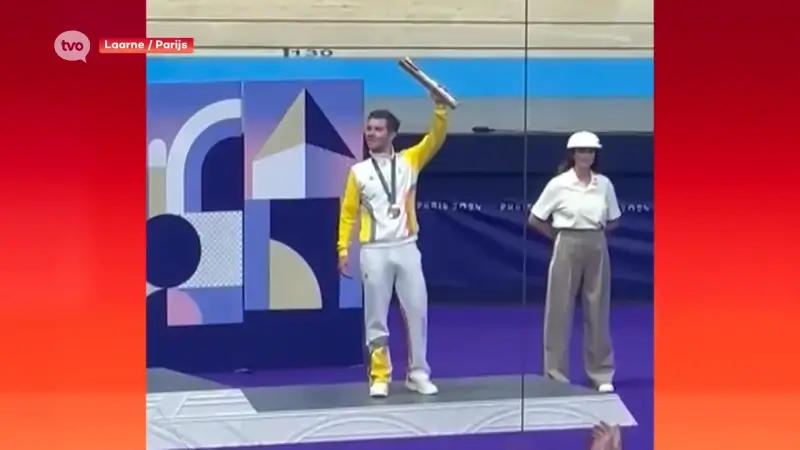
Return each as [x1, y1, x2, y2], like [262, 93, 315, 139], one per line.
[544, 229, 615, 385]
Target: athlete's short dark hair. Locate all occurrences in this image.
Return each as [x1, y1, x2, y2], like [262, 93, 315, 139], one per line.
[367, 109, 400, 133]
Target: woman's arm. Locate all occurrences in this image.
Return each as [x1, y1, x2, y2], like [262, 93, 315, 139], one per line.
[529, 180, 559, 239]
[605, 178, 622, 233]
[528, 216, 557, 239]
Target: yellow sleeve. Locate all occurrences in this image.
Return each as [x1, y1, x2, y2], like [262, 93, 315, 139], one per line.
[402, 104, 449, 171]
[337, 170, 360, 258]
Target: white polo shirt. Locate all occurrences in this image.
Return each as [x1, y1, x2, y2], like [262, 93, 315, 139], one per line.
[530, 169, 622, 230]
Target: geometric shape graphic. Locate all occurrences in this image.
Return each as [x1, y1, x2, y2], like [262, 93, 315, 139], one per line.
[243, 199, 271, 311]
[147, 80, 363, 369]
[250, 143, 355, 200]
[180, 286, 243, 325]
[253, 88, 305, 160]
[251, 142, 305, 200]
[148, 139, 168, 167]
[146, 282, 159, 297]
[147, 140, 168, 217]
[268, 240, 322, 310]
[174, 99, 242, 214]
[146, 375, 636, 449]
[178, 211, 243, 289]
[301, 81, 364, 158]
[304, 90, 355, 158]
[147, 167, 167, 218]
[146, 214, 202, 289]
[199, 136, 244, 212]
[146, 288, 169, 326]
[166, 289, 203, 326]
[243, 80, 364, 201]
[304, 143, 359, 199]
[147, 82, 242, 216]
[268, 198, 346, 311]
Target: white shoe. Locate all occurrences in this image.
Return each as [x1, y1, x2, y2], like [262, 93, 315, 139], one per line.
[597, 383, 615, 393]
[369, 382, 389, 398]
[405, 373, 439, 395]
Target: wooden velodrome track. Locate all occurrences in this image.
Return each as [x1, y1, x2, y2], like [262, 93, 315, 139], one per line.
[147, 0, 653, 56]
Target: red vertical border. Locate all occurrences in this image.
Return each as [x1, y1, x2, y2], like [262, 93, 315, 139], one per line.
[0, 1, 145, 449]
[657, 0, 800, 448]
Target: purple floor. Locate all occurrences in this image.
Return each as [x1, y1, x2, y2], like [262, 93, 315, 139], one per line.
[202, 304, 653, 450]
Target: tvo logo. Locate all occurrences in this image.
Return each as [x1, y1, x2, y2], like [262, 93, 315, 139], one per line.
[55, 30, 90, 62]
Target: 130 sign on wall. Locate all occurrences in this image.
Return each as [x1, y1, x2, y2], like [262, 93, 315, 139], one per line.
[282, 48, 335, 58]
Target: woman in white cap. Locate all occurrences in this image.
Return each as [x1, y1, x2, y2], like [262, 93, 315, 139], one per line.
[528, 131, 621, 393]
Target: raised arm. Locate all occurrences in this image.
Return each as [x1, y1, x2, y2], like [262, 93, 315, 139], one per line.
[402, 104, 449, 172]
[337, 170, 360, 258]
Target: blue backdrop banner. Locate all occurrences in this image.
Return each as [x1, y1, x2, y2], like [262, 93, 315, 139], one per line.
[406, 132, 654, 303]
[414, 197, 653, 303]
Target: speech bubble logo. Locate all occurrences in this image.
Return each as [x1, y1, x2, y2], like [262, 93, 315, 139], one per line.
[54, 30, 90, 62]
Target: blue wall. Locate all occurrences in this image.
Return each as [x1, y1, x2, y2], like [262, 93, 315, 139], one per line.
[148, 57, 654, 98]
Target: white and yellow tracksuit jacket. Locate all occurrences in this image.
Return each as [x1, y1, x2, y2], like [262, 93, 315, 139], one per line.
[337, 105, 449, 257]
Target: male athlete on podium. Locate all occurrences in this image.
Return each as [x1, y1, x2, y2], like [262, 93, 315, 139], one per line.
[337, 94, 450, 398]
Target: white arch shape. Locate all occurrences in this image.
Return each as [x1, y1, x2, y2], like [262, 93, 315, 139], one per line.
[165, 98, 242, 214]
[147, 138, 168, 168]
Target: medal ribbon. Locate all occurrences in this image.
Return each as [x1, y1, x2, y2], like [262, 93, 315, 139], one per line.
[370, 156, 396, 206]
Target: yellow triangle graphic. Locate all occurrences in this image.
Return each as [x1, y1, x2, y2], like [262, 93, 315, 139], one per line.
[254, 89, 307, 161]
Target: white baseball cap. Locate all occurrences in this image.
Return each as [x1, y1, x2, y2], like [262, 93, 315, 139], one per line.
[566, 131, 602, 149]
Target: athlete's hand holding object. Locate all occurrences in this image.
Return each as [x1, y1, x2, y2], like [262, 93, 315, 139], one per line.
[399, 57, 458, 110]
